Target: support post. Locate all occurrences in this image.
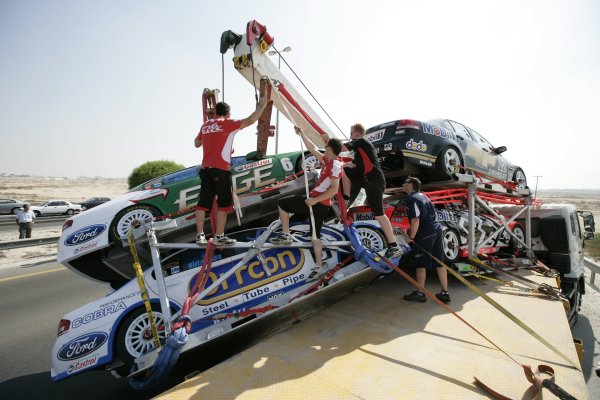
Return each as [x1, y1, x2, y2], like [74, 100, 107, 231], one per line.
[147, 223, 172, 335]
[468, 182, 476, 258]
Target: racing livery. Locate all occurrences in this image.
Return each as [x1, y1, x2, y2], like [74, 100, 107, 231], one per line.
[365, 119, 527, 188]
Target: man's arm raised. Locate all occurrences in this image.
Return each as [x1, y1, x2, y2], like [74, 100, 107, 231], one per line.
[240, 97, 268, 130]
[294, 126, 324, 163]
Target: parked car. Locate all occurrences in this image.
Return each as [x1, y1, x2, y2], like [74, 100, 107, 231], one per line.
[30, 200, 82, 216]
[57, 151, 317, 287]
[364, 119, 527, 188]
[0, 198, 27, 214]
[80, 197, 111, 211]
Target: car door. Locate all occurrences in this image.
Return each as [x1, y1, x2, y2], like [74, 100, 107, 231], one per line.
[468, 129, 510, 181]
[45, 201, 61, 214]
[0, 199, 10, 213]
[446, 120, 484, 174]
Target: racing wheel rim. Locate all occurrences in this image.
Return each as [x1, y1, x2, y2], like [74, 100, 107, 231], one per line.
[124, 311, 167, 358]
[442, 228, 460, 262]
[116, 208, 155, 239]
[442, 148, 461, 175]
[354, 226, 386, 252]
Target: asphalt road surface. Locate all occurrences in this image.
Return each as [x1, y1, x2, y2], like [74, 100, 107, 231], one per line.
[1, 261, 599, 399]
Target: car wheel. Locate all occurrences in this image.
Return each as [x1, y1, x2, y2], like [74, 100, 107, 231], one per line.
[512, 168, 527, 190]
[442, 228, 461, 264]
[435, 146, 463, 180]
[114, 305, 168, 376]
[509, 224, 526, 254]
[354, 226, 386, 252]
[33, 210, 41, 217]
[109, 204, 161, 241]
[295, 152, 319, 172]
[11, 207, 20, 214]
[66, 209, 74, 215]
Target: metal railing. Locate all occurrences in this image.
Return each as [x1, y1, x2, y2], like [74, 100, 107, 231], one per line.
[0, 237, 60, 250]
[584, 256, 600, 285]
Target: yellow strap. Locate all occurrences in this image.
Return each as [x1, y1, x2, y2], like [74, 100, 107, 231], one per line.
[128, 230, 161, 350]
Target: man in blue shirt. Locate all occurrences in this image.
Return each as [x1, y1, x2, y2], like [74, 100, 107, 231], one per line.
[402, 177, 450, 303]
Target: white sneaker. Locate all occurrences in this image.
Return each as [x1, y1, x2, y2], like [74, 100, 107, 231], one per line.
[196, 233, 207, 245]
[306, 265, 329, 282]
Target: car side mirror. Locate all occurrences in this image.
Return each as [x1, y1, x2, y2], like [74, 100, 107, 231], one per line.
[584, 231, 594, 240]
[493, 146, 507, 155]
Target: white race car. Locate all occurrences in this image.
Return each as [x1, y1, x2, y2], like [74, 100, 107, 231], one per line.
[50, 221, 389, 381]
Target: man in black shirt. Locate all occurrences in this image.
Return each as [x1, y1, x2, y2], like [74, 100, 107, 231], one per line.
[402, 177, 450, 303]
[342, 123, 402, 259]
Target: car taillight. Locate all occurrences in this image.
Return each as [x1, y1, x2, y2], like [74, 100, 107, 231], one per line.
[57, 319, 70, 336]
[62, 219, 73, 231]
[397, 119, 420, 129]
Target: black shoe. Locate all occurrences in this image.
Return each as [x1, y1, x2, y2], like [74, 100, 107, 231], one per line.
[403, 290, 426, 303]
[435, 291, 451, 303]
[383, 245, 403, 259]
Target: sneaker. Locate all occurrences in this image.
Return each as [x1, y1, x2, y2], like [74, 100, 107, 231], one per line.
[213, 234, 236, 246]
[270, 233, 292, 245]
[383, 245, 403, 259]
[306, 265, 329, 282]
[196, 233, 207, 245]
[435, 291, 451, 303]
[403, 290, 426, 303]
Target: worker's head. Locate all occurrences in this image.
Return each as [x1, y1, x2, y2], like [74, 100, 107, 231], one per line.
[350, 123, 365, 139]
[215, 102, 231, 117]
[23, 203, 30, 210]
[325, 138, 342, 159]
[402, 176, 421, 193]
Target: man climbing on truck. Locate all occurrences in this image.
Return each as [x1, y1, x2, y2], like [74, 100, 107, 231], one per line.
[195, 97, 268, 246]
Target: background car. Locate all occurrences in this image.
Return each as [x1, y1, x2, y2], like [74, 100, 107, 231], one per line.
[0, 198, 27, 214]
[364, 119, 527, 189]
[30, 200, 82, 216]
[80, 197, 111, 210]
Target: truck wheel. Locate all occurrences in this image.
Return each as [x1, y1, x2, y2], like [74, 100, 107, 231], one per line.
[114, 305, 168, 376]
[109, 204, 161, 242]
[355, 226, 386, 252]
[442, 228, 461, 264]
[435, 146, 463, 180]
[512, 168, 527, 190]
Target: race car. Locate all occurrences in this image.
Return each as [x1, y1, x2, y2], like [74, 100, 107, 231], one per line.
[348, 192, 525, 265]
[51, 221, 388, 382]
[57, 151, 317, 288]
[365, 119, 527, 189]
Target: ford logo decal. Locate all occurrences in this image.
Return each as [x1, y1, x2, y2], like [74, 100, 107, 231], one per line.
[64, 224, 106, 246]
[57, 332, 108, 361]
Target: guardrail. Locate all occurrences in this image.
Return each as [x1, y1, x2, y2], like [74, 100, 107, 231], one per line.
[0, 237, 60, 250]
[0, 216, 67, 227]
[584, 256, 600, 285]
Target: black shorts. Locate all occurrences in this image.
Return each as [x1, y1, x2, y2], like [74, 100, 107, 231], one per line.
[345, 166, 386, 217]
[278, 195, 329, 237]
[197, 167, 233, 212]
[412, 226, 444, 270]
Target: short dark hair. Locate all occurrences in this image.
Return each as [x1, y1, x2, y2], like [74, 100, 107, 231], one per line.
[215, 102, 231, 117]
[326, 138, 342, 155]
[405, 176, 421, 191]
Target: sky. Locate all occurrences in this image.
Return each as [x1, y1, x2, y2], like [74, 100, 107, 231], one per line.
[1, 0, 599, 189]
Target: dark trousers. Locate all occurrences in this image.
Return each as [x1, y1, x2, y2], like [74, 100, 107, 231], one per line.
[19, 222, 32, 239]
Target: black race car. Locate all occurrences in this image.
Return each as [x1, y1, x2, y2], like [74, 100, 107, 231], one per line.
[365, 119, 527, 188]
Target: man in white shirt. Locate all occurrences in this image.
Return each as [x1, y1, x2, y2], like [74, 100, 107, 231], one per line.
[15, 203, 35, 239]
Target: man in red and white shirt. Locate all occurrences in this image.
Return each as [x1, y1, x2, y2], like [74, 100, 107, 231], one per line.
[195, 98, 267, 246]
[271, 126, 342, 281]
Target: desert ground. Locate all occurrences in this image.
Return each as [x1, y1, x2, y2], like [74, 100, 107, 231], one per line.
[0, 176, 599, 270]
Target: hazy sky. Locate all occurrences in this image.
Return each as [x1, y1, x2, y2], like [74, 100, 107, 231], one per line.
[1, 0, 599, 189]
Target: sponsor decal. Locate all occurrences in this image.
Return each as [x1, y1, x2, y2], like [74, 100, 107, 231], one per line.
[99, 291, 140, 309]
[67, 354, 99, 374]
[73, 240, 99, 255]
[190, 248, 305, 305]
[353, 212, 374, 221]
[233, 158, 273, 173]
[395, 129, 406, 135]
[365, 129, 385, 142]
[201, 122, 224, 134]
[72, 301, 127, 329]
[418, 160, 433, 166]
[435, 209, 457, 222]
[421, 122, 455, 140]
[64, 224, 106, 246]
[405, 139, 428, 152]
[57, 332, 108, 361]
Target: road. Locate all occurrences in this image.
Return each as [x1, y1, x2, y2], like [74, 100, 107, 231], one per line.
[0, 261, 598, 399]
[0, 215, 66, 234]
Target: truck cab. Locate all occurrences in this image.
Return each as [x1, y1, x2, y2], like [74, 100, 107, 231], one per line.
[496, 203, 595, 325]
